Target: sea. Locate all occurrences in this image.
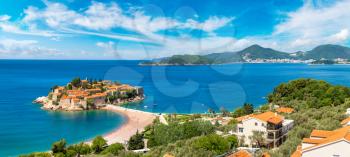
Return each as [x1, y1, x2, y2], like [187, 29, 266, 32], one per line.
[0, 60, 350, 156]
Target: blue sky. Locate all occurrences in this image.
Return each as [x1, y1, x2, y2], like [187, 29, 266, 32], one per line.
[0, 0, 349, 59]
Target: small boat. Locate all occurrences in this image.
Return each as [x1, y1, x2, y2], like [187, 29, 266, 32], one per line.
[144, 105, 148, 108]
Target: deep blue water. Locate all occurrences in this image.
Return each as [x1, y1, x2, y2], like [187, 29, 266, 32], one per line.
[1, 60, 350, 156]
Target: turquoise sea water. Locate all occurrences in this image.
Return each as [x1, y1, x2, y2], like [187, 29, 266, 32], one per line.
[1, 60, 350, 156]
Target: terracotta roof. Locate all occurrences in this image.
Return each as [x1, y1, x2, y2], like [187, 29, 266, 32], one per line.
[86, 92, 107, 99]
[253, 112, 283, 124]
[302, 138, 323, 144]
[341, 117, 350, 125]
[227, 150, 252, 157]
[235, 112, 284, 124]
[295, 126, 350, 155]
[276, 107, 294, 114]
[235, 114, 253, 122]
[290, 145, 302, 157]
[310, 130, 334, 138]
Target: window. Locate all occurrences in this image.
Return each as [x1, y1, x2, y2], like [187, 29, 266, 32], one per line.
[255, 122, 258, 126]
[239, 128, 244, 133]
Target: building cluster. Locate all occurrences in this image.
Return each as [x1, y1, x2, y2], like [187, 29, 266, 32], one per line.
[291, 126, 350, 157]
[291, 108, 350, 157]
[233, 111, 294, 148]
[45, 80, 144, 111]
[244, 58, 314, 64]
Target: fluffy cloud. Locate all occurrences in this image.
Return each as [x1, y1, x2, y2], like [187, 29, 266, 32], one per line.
[0, 15, 10, 21]
[0, 39, 62, 58]
[21, 1, 233, 38]
[270, 0, 350, 51]
[4, 0, 350, 59]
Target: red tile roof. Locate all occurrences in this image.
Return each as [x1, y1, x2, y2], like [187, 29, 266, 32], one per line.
[276, 107, 294, 114]
[236, 112, 284, 125]
[227, 150, 252, 157]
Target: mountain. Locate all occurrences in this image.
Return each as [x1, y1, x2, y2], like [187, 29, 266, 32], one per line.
[140, 44, 350, 65]
[301, 44, 350, 60]
[236, 44, 291, 60]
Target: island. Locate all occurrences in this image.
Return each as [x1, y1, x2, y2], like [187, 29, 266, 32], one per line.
[34, 78, 144, 111]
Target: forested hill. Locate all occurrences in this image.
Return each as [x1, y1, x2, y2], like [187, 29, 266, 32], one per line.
[268, 78, 350, 108]
[301, 44, 350, 60]
[140, 44, 350, 65]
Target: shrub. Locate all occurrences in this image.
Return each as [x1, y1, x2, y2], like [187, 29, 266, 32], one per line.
[91, 136, 107, 153]
[51, 139, 66, 154]
[192, 134, 230, 155]
[102, 143, 125, 155]
[128, 131, 144, 150]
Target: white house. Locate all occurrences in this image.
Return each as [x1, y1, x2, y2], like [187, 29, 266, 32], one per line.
[234, 111, 294, 148]
[291, 126, 350, 157]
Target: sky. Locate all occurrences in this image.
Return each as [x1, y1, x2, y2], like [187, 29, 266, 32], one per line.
[0, 0, 350, 59]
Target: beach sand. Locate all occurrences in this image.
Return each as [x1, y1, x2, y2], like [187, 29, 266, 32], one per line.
[101, 105, 157, 145]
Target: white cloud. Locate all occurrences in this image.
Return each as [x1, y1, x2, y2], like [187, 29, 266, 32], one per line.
[0, 39, 63, 58]
[269, 0, 350, 51]
[330, 29, 349, 42]
[184, 16, 234, 33]
[8, 0, 350, 59]
[21, 1, 233, 37]
[0, 15, 10, 21]
[96, 41, 117, 56]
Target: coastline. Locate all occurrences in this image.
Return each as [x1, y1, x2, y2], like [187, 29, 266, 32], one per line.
[98, 105, 157, 145]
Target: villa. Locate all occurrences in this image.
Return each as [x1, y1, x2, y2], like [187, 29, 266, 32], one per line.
[291, 126, 350, 157]
[233, 111, 294, 148]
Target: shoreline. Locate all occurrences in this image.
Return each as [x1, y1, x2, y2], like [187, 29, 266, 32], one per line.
[97, 105, 158, 145]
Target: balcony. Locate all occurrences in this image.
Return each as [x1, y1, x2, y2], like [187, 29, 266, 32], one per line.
[267, 123, 282, 131]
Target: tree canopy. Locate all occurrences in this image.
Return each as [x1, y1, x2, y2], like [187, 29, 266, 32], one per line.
[268, 79, 350, 108]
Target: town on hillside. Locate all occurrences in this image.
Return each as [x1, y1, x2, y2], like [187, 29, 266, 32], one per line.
[34, 78, 144, 111]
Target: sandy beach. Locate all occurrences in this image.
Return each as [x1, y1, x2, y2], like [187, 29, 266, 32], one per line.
[101, 105, 158, 145]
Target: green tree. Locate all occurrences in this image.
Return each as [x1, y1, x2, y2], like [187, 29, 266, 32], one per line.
[65, 149, 77, 157]
[91, 136, 107, 153]
[19, 152, 51, 157]
[249, 131, 265, 148]
[71, 77, 81, 87]
[243, 103, 254, 114]
[102, 143, 125, 155]
[128, 131, 144, 150]
[147, 120, 215, 147]
[232, 107, 245, 117]
[67, 142, 91, 156]
[51, 139, 66, 154]
[225, 135, 238, 149]
[66, 84, 73, 90]
[192, 134, 230, 154]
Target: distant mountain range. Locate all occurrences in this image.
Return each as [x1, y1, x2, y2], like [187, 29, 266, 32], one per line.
[141, 44, 350, 65]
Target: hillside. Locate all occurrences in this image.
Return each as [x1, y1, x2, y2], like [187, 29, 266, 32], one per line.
[237, 44, 291, 60]
[141, 44, 350, 65]
[301, 44, 350, 60]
